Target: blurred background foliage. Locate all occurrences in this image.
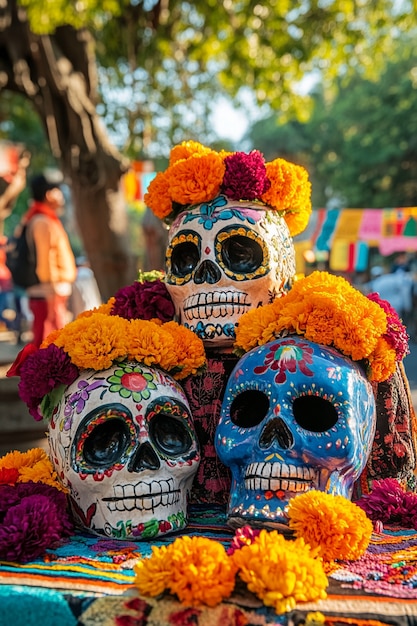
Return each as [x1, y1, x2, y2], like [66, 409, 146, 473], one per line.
[2, 0, 417, 224]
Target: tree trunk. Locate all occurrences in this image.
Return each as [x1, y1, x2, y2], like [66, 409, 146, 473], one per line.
[0, 0, 138, 301]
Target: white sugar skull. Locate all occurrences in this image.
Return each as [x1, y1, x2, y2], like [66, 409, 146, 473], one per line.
[165, 195, 296, 348]
[215, 337, 376, 531]
[48, 361, 200, 540]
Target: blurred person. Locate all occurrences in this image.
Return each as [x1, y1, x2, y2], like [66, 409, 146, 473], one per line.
[391, 251, 411, 274]
[69, 256, 102, 318]
[0, 149, 30, 220]
[0, 235, 14, 331]
[364, 265, 413, 323]
[24, 174, 77, 347]
[142, 206, 168, 271]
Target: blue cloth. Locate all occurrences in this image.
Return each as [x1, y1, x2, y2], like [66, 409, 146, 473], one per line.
[0, 585, 77, 626]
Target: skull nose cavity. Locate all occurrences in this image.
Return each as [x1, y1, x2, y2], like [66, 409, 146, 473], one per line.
[194, 259, 221, 284]
[259, 417, 294, 450]
[128, 442, 161, 472]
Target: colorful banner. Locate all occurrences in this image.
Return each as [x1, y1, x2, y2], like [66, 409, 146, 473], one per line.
[294, 207, 417, 272]
[121, 161, 156, 206]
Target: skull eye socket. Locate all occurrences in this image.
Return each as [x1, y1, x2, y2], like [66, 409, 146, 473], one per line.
[150, 414, 194, 457]
[293, 396, 338, 432]
[221, 235, 263, 274]
[83, 418, 131, 468]
[171, 241, 200, 277]
[230, 390, 270, 427]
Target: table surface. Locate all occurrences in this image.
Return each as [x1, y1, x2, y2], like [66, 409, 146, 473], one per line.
[1, 505, 417, 626]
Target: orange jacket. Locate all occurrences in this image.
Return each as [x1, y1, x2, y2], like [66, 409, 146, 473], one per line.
[26, 212, 76, 297]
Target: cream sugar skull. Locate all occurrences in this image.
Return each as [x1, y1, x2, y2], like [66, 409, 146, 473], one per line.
[47, 361, 200, 540]
[215, 337, 376, 531]
[165, 195, 296, 348]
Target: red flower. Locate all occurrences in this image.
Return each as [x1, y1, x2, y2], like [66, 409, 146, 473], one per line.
[6, 343, 38, 378]
[0, 467, 19, 485]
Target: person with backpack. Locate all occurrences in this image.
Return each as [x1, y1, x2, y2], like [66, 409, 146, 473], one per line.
[23, 174, 77, 347]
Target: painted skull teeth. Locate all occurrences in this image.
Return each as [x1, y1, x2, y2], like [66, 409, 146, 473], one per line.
[183, 291, 250, 320]
[165, 199, 296, 347]
[103, 479, 181, 512]
[48, 362, 200, 539]
[244, 462, 316, 493]
[111, 478, 176, 498]
[215, 336, 377, 529]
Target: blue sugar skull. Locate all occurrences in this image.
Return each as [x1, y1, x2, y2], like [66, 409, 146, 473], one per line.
[215, 336, 376, 531]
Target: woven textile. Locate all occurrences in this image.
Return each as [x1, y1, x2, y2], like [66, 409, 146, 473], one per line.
[2, 506, 417, 625]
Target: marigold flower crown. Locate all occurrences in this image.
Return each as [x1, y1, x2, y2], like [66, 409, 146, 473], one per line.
[234, 271, 409, 383]
[7, 272, 206, 423]
[144, 140, 312, 237]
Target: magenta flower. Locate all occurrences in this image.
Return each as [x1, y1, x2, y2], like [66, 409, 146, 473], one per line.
[18, 344, 79, 422]
[221, 150, 271, 201]
[0, 483, 73, 562]
[111, 279, 175, 322]
[227, 524, 261, 555]
[367, 292, 409, 361]
[355, 478, 412, 526]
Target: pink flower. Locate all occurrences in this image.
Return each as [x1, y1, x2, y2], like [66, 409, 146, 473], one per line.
[355, 478, 411, 526]
[367, 293, 409, 361]
[221, 151, 270, 201]
[227, 524, 261, 555]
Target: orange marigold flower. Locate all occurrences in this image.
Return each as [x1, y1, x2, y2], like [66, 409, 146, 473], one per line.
[165, 536, 237, 607]
[128, 319, 177, 371]
[284, 208, 312, 237]
[169, 140, 214, 165]
[261, 160, 312, 233]
[163, 321, 206, 379]
[232, 530, 327, 614]
[134, 544, 173, 597]
[99, 298, 116, 314]
[53, 313, 130, 370]
[288, 490, 373, 562]
[302, 305, 343, 346]
[0, 448, 45, 471]
[0, 448, 65, 492]
[367, 337, 397, 382]
[41, 328, 62, 347]
[76, 299, 114, 319]
[234, 270, 396, 382]
[144, 171, 173, 220]
[135, 536, 237, 607]
[167, 153, 225, 207]
[235, 301, 278, 353]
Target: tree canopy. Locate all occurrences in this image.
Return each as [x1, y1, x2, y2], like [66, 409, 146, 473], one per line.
[2, 0, 417, 298]
[13, 0, 417, 157]
[247, 40, 417, 208]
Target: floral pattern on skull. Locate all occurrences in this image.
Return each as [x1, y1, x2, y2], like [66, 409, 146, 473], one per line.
[48, 361, 200, 540]
[215, 337, 376, 531]
[165, 195, 296, 347]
